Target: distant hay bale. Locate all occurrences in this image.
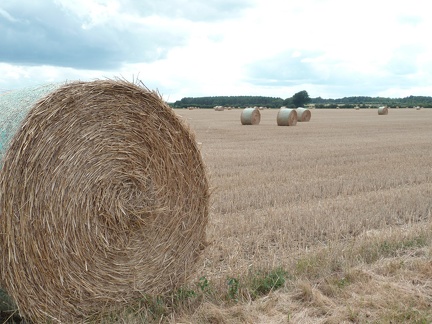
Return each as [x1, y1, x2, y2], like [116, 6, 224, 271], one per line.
[277, 108, 297, 126]
[214, 106, 224, 111]
[378, 106, 388, 115]
[241, 107, 261, 125]
[0, 79, 209, 323]
[296, 107, 311, 122]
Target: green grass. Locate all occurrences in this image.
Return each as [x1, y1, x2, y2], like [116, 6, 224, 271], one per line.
[248, 267, 288, 299]
[92, 267, 290, 323]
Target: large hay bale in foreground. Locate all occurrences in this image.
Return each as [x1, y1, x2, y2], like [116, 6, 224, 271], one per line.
[0, 80, 209, 323]
[378, 106, 388, 115]
[296, 107, 311, 122]
[277, 108, 297, 126]
[241, 107, 261, 125]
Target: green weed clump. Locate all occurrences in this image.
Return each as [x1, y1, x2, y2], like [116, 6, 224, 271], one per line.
[248, 267, 288, 299]
[93, 267, 290, 322]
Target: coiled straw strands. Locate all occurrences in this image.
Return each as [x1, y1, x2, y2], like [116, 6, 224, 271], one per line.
[241, 107, 261, 125]
[378, 106, 388, 115]
[277, 108, 297, 126]
[296, 107, 311, 122]
[0, 79, 209, 323]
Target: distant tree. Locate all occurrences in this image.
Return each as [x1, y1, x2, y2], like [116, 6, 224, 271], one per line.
[292, 90, 311, 108]
[282, 97, 292, 107]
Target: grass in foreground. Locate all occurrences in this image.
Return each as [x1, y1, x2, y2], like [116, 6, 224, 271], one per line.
[2, 227, 432, 323]
[6, 230, 431, 323]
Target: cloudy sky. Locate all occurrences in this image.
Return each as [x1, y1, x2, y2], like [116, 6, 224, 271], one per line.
[1, 0, 431, 102]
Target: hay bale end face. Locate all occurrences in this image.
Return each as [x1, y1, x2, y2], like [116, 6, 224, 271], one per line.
[296, 107, 311, 122]
[0, 79, 209, 323]
[378, 106, 389, 115]
[241, 107, 261, 125]
[277, 108, 297, 126]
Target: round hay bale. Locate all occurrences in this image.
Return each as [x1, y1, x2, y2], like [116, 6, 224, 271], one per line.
[214, 106, 224, 111]
[296, 107, 311, 122]
[0, 79, 209, 323]
[378, 106, 388, 115]
[241, 107, 260, 125]
[277, 108, 297, 126]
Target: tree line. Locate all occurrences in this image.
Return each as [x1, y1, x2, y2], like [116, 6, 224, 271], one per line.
[171, 92, 432, 108]
[313, 95, 432, 108]
[172, 96, 284, 108]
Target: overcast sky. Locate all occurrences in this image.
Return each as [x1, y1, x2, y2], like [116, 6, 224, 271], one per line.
[1, 0, 431, 101]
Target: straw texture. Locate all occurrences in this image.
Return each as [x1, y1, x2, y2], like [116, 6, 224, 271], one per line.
[0, 79, 209, 323]
[240, 107, 261, 125]
[296, 107, 311, 122]
[277, 108, 297, 126]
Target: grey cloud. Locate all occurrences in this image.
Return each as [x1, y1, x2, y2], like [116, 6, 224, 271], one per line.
[246, 51, 330, 86]
[0, 0, 254, 69]
[0, 1, 188, 69]
[245, 50, 423, 97]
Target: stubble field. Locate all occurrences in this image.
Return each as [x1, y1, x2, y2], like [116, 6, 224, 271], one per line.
[171, 108, 432, 323]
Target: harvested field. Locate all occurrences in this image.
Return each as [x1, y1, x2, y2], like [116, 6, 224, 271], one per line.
[171, 108, 432, 323]
[178, 108, 432, 271]
[3, 108, 432, 323]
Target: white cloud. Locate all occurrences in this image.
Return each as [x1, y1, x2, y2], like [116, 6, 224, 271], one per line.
[0, 63, 103, 90]
[0, 0, 431, 100]
[54, 0, 121, 29]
